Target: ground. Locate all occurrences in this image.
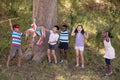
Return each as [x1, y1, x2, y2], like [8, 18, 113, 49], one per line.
[0, 47, 119, 80]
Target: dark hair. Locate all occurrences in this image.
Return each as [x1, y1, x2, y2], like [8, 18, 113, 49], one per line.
[75, 25, 85, 35]
[62, 25, 68, 29]
[13, 24, 20, 29]
[106, 31, 113, 38]
[54, 25, 59, 30]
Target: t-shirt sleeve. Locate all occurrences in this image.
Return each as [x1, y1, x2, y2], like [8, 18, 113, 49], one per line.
[11, 30, 13, 34]
[21, 33, 23, 36]
[50, 30, 53, 34]
[67, 29, 70, 33]
[55, 34, 59, 41]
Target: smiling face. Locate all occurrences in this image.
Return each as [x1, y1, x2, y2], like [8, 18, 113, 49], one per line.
[61, 26, 67, 31]
[102, 32, 108, 38]
[77, 26, 83, 32]
[14, 27, 19, 31]
[52, 27, 58, 33]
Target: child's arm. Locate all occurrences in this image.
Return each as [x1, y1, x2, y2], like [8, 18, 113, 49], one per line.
[42, 26, 50, 32]
[8, 19, 13, 30]
[84, 32, 89, 39]
[48, 41, 57, 43]
[48, 35, 59, 43]
[71, 27, 76, 36]
[33, 19, 37, 30]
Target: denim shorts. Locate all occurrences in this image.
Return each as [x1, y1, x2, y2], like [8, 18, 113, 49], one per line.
[58, 42, 68, 50]
[75, 46, 84, 51]
[48, 44, 57, 50]
[10, 46, 23, 57]
[105, 58, 111, 65]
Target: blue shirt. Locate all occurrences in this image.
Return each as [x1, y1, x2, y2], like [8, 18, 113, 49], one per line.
[59, 30, 69, 43]
[12, 30, 23, 46]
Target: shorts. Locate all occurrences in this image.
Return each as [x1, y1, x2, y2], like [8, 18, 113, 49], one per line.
[58, 42, 68, 50]
[105, 58, 111, 65]
[75, 46, 84, 51]
[48, 44, 57, 50]
[10, 46, 23, 57]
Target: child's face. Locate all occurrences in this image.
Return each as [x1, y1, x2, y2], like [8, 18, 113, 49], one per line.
[14, 27, 19, 31]
[102, 32, 107, 38]
[61, 27, 67, 31]
[52, 27, 58, 33]
[31, 24, 35, 28]
[77, 26, 82, 32]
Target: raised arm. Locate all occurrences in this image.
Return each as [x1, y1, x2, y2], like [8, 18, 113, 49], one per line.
[8, 19, 13, 30]
[42, 26, 50, 32]
[71, 27, 76, 36]
[84, 32, 89, 39]
[33, 18, 37, 30]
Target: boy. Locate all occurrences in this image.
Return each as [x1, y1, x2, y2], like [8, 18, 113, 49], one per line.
[59, 25, 69, 63]
[44, 25, 59, 64]
[6, 19, 23, 68]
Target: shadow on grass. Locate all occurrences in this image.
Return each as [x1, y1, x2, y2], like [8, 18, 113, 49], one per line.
[0, 46, 119, 80]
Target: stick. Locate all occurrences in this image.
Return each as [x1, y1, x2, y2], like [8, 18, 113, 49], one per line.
[0, 17, 19, 24]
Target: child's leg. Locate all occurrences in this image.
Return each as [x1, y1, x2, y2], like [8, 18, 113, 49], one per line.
[108, 65, 112, 72]
[64, 50, 67, 60]
[80, 51, 84, 66]
[47, 49, 51, 62]
[75, 49, 79, 66]
[52, 50, 57, 63]
[59, 49, 64, 60]
[62, 43, 68, 60]
[59, 43, 64, 60]
[7, 46, 16, 67]
[18, 47, 23, 67]
[107, 64, 112, 73]
[17, 56, 22, 67]
[6, 55, 12, 68]
[105, 59, 112, 73]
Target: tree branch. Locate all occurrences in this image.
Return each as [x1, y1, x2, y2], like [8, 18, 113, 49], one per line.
[0, 17, 19, 24]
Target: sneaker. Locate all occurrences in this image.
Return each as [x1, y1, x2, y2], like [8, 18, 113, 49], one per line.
[48, 60, 52, 63]
[64, 60, 68, 63]
[75, 64, 79, 67]
[105, 72, 113, 76]
[81, 65, 85, 68]
[54, 61, 58, 64]
[60, 60, 64, 63]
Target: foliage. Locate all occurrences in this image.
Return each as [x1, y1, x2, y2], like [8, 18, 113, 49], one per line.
[58, 0, 120, 52]
[0, 0, 120, 79]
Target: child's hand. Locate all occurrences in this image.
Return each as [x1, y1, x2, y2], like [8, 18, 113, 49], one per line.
[48, 41, 50, 44]
[41, 26, 45, 29]
[72, 26, 76, 30]
[8, 19, 11, 22]
[8, 19, 13, 30]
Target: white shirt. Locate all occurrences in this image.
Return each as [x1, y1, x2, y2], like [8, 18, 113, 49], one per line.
[103, 39, 115, 59]
[49, 30, 59, 45]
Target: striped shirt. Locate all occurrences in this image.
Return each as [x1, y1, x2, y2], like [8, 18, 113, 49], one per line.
[12, 30, 23, 46]
[59, 30, 69, 43]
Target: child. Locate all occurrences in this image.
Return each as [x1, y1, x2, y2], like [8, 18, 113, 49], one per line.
[6, 19, 23, 68]
[44, 25, 59, 64]
[59, 25, 69, 63]
[25, 21, 45, 46]
[71, 25, 88, 68]
[102, 31, 115, 76]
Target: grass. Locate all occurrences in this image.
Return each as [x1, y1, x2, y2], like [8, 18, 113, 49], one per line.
[0, 47, 120, 80]
[0, 0, 120, 80]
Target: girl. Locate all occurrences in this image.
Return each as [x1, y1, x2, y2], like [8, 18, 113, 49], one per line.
[71, 25, 88, 68]
[102, 31, 115, 76]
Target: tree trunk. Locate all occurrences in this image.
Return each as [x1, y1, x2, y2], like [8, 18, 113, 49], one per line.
[24, 0, 57, 61]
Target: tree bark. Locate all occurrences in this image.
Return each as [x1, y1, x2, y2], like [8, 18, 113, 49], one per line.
[24, 0, 57, 61]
